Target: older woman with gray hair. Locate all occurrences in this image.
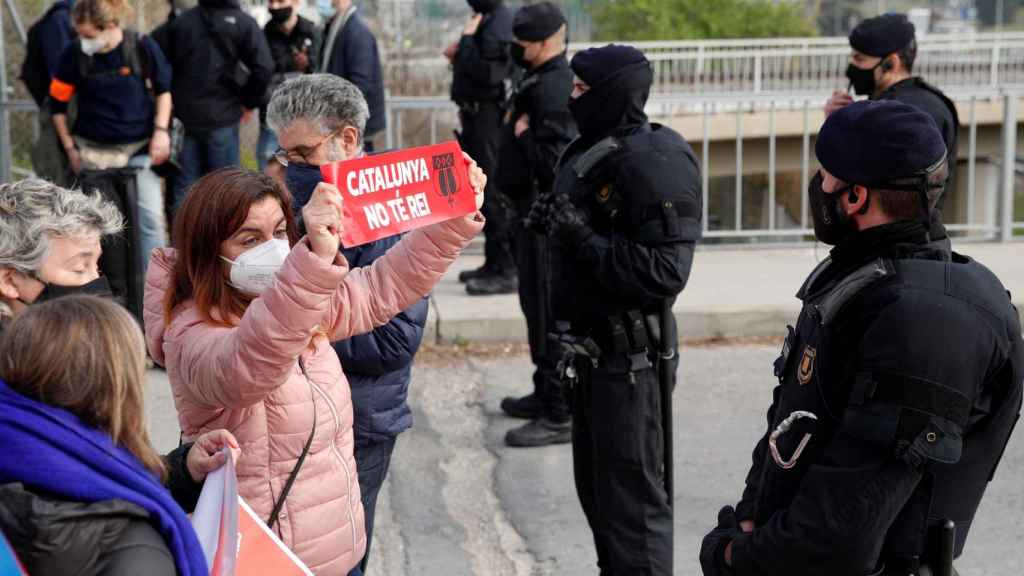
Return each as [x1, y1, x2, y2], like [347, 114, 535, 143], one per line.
[267, 73, 428, 575]
[0, 178, 123, 331]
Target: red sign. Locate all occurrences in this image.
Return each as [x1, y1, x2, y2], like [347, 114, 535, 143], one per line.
[321, 140, 477, 248]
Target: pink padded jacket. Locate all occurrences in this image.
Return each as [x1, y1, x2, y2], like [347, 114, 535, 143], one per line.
[144, 216, 482, 574]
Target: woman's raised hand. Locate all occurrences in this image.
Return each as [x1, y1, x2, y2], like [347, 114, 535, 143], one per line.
[302, 182, 346, 261]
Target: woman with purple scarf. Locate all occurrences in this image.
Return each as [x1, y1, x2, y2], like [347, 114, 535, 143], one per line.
[0, 295, 212, 575]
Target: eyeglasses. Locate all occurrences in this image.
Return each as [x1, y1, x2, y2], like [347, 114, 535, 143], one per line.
[273, 130, 338, 167]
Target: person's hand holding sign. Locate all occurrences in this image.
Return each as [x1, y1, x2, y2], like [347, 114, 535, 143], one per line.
[464, 152, 487, 212]
[303, 182, 346, 262]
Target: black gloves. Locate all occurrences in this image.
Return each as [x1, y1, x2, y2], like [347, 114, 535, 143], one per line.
[700, 505, 740, 576]
[524, 193, 555, 234]
[547, 193, 593, 246]
[524, 193, 593, 246]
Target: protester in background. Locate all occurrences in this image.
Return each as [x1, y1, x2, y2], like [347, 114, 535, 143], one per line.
[259, 0, 321, 178]
[269, 73, 428, 575]
[152, 0, 273, 217]
[446, 0, 517, 295]
[165, 0, 197, 21]
[0, 295, 231, 576]
[318, 0, 385, 151]
[144, 164, 485, 574]
[46, 0, 172, 275]
[21, 0, 76, 186]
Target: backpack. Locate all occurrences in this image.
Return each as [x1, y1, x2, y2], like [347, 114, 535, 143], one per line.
[20, 3, 72, 106]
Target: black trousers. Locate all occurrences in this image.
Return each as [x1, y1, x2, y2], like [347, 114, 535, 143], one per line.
[514, 228, 569, 421]
[459, 103, 515, 275]
[572, 357, 673, 575]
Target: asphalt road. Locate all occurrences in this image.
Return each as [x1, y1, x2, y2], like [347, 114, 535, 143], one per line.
[145, 344, 1024, 575]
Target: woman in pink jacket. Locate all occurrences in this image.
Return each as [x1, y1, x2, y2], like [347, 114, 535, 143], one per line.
[144, 166, 484, 574]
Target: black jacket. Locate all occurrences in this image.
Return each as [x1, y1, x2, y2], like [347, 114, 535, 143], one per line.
[550, 123, 702, 334]
[0, 442, 202, 575]
[152, 0, 274, 132]
[332, 234, 428, 447]
[877, 77, 959, 226]
[261, 15, 322, 124]
[495, 54, 576, 213]
[320, 9, 386, 137]
[0, 483, 176, 576]
[729, 223, 1023, 575]
[450, 5, 513, 105]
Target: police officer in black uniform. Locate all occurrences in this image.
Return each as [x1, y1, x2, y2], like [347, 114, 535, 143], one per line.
[827, 13, 959, 248]
[700, 100, 1023, 576]
[447, 0, 518, 294]
[531, 45, 702, 574]
[495, 2, 578, 447]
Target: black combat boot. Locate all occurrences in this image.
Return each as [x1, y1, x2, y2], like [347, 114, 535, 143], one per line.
[505, 417, 572, 447]
[458, 265, 494, 283]
[465, 273, 518, 295]
[500, 393, 542, 419]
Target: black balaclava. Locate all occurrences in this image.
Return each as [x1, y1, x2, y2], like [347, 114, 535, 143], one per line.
[569, 44, 652, 142]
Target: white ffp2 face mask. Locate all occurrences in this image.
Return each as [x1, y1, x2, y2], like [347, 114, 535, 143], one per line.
[220, 239, 291, 295]
[80, 36, 107, 57]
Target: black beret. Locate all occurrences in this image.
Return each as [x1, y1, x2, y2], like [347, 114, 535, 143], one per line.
[849, 13, 916, 57]
[512, 2, 565, 42]
[467, 0, 501, 15]
[816, 100, 946, 186]
[570, 44, 647, 87]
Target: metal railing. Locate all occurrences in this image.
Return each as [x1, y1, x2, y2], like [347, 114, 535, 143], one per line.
[390, 32, 1024, 96]
[384, 88, 1023, 243]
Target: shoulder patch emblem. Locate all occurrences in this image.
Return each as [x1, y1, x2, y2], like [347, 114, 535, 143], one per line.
[798, 346, 816, 386]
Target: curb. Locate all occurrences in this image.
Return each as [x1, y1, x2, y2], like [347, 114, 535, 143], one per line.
[425, 301, 1024, 345]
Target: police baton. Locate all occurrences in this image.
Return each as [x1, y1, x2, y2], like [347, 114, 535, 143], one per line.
[933, 519, 956, 576]
[657, 299, 675, 508]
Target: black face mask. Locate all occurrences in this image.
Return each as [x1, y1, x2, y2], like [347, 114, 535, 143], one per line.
[269, 6, 293, 23]
[845, 60, 883, 96]
[23, 275, 114, 305]
[808, 172, 857, 246]
[509, 43, 530, 70]
[285, 161, 324, 217]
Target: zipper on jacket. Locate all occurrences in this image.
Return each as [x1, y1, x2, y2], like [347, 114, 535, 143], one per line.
[309, 379, 359, 555]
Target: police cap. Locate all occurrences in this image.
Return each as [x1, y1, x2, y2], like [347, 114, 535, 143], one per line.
[849, 13, 916, 57]
[570, 44, 647, 87]
[816, 100, 946, 186]
[512, 2, 566, 42]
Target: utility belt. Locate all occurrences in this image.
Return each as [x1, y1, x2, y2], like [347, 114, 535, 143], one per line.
[456, 99, 503, 115]
[549, 310, 667, 385]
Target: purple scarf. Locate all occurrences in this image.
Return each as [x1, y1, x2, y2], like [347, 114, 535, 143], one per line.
[0, 378, 208, 576]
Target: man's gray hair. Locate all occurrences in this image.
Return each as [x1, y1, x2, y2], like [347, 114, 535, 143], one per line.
[266, 74, 370, 137]
[0, 178, 123, 274]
